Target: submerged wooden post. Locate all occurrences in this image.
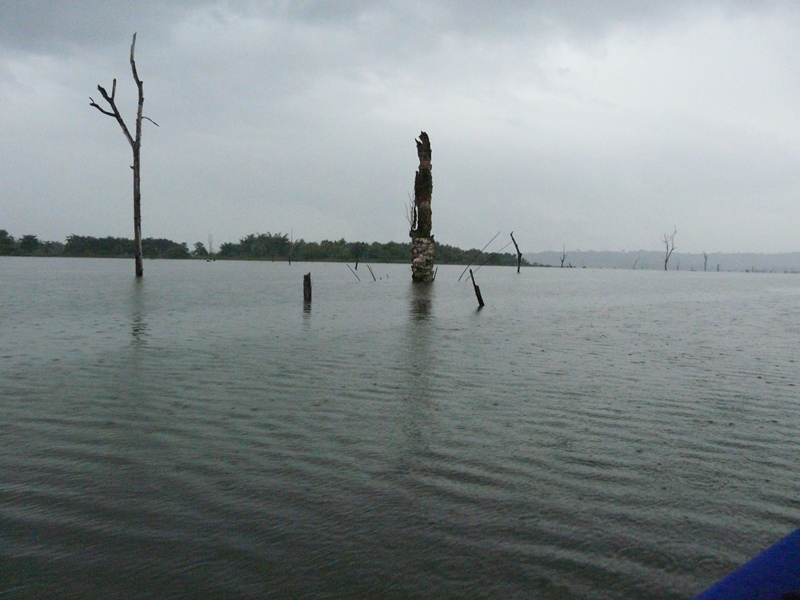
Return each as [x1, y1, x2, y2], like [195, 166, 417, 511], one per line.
[410, 131, 434, 282]
[303, 273, 312, 303]
[469, 269, 484, 308]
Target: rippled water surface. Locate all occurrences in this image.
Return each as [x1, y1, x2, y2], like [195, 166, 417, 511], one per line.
[2, 257, 799, 598]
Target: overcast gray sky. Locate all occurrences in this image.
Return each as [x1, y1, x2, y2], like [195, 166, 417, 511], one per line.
[2, 1, 800, 253]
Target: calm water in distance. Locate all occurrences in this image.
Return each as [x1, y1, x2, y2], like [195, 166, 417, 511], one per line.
[1, 257, 799, 599]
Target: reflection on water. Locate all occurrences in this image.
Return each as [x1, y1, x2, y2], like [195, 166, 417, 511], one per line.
[409, 281, 433, 320]
[130, 279, 148, 345]
[395, 289, 438, 476]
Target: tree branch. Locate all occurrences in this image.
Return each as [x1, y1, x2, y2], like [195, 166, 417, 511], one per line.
[130, 33, 141, 85]
[88, 98, 115, 117]
[90, 81, 135, 148]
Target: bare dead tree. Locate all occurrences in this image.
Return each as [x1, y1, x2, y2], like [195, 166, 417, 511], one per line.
[662, 227, 677, 271]
[560, 244, 567, 268]
[90, 33, 158, 277]
[510, 231, 523, 273]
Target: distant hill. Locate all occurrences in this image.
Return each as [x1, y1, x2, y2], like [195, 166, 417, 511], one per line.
[525, 250, 800, 273]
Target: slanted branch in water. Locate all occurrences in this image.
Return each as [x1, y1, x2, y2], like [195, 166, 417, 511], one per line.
[346, 264, 361, 281]
[458, 231, 500, 282]
[470, 240, 513, 276]
[469, 269, 485, 308]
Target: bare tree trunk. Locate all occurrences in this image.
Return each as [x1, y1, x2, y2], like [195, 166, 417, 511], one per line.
[133, 141, 142, 276]
[90, 33, 156, 278]
[560, 244, 567, 268]
[410, 132, 434, 282]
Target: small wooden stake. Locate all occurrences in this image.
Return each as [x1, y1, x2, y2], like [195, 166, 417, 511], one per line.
[303, 272, 312, 303]
[469, 269, 484, 308]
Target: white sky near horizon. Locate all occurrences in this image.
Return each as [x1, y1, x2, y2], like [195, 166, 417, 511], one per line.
[2, 1, 800, 253]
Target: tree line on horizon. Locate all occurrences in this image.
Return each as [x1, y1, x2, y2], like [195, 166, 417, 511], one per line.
[0, 229, 530, 267]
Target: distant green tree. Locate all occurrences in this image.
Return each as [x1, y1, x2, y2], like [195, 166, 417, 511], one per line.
[193, 241, 209, 257]
[142, 238, 190, 259]
[41, 241, 65, 256]
[0, 230, 16, 255]
[164, 242, 190, 259]
[217, 242, 239, 258]
[19, 234, 40, 254]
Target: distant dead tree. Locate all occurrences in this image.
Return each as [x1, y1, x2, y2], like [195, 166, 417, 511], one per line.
[510, 231, 523, 273]
[90, 33, 158, 277]
[703, 251, 708, 272]
[662, 227, 677, 271]
[560, 244, 567, 268]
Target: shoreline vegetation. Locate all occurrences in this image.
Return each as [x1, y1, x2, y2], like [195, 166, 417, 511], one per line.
[4, 229, 799, 271]
[0, 230, 532, 267]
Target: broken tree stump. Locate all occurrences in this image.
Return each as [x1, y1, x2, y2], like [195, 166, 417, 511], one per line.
[410, 131, 434, 282]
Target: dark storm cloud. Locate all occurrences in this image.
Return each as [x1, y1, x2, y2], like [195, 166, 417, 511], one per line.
[0, 0, 754, 52]
[2, 1, 800, 253]
[0, 1, 195, 52]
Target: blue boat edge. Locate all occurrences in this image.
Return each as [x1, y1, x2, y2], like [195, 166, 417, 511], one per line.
[693, 529, 800, 599]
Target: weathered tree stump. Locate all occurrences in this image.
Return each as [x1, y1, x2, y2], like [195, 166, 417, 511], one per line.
[410, 132, 434, 282]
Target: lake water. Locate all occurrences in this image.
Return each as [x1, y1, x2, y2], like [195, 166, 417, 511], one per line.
[1, 257, 799, 599]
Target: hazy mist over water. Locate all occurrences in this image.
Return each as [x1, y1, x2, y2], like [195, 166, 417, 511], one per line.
[1, 258, 799, 598]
